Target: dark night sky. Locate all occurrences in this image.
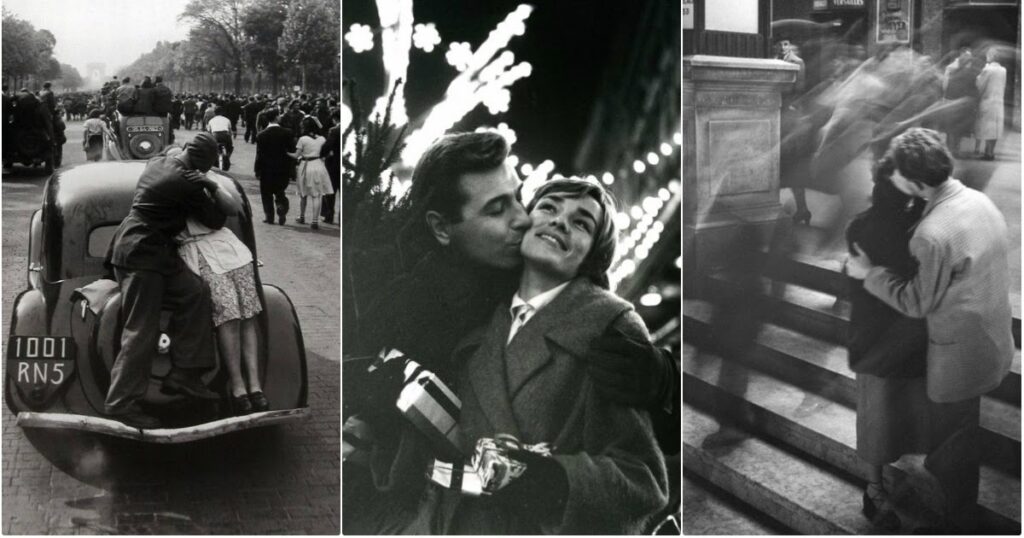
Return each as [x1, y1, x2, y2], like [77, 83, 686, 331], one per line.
[342, 0, 645, 172]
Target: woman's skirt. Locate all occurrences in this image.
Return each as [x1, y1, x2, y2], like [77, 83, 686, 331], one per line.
[85, 134, 104, 162]
[296, 159, 335, 197]
[198, 255, 262, 327]
[856, 374, 976, 465]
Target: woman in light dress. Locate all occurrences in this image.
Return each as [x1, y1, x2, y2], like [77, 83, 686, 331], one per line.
[170, 146, 268, 415]
[289, 117, 334, 230]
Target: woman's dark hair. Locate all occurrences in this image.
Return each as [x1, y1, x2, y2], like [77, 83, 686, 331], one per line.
[301, 117, 319, 137]
[141, 76, 154, 89]
[883, 128, 953, 187]
[88, 109, 102, 119]
[263, 108, 279, 123]
[527, 178, 619, 289]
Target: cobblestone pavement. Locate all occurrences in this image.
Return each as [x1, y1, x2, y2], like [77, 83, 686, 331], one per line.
[2, 124, 340, 534]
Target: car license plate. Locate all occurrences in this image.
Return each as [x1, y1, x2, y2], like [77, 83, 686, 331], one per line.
[126, 126, 163, 133]
[7, 336, 76, 402]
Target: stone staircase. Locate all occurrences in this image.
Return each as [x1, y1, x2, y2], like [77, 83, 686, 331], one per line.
[682, 252, 1022, 534]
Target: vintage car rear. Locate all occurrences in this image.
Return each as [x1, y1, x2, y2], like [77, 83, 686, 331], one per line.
[6, 161, 310, 443]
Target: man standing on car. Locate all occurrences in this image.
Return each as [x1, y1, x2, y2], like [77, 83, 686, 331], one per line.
[104, 133, 230, 429]
[847, 128, 1014, 532]
[255, 108, 295, 225]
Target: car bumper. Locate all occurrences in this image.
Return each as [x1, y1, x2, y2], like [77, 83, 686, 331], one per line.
[15, 408, 311, 443]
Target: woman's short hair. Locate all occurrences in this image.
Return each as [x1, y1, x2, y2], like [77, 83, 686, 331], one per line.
[884, 128, 953, 187]
[88, 109, 102, 119]
[527, 178, 618, 289]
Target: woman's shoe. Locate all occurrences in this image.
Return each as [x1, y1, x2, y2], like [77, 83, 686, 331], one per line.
[249, 391, 270, 412]
[310, 222, 319, 230]
[792, 209, 812, 226]
[296, 217, 306, 224]
[863, 483, 901, 531]
[232, 394, 253, 415]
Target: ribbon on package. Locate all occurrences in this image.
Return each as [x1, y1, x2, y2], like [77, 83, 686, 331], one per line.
[429, 434, 553, 496]
[373, 348, 463, 459]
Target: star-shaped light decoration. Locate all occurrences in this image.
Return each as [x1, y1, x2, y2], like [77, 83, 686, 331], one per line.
[446, 42, 473, 72]
[482, 87, 511, 115]
[345, 24, 374, 53]
[413, 23, 441, 52]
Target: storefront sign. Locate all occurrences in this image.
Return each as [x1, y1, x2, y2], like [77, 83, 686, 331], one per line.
[683, 0, 693, 30]
[945, 0, 1016, 5]
[877, 0, 912, 44]
[705, 0, 758, 34]
[813, 0, 865, 8]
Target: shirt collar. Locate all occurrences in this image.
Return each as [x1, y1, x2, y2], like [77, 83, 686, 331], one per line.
[922, 178, 964, 217]
[509, 281, 571, 318]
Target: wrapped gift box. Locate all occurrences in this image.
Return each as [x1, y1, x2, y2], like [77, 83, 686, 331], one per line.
[393, 354, 463, 459]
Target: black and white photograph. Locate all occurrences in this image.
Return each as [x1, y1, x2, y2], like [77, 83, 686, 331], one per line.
[2, 0, 340, 533]
[683, 0, 1021, 534]
[341, 0, 681, 534]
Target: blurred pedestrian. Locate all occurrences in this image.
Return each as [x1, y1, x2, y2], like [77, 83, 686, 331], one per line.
[83, 109, 106, 162]
[288, 117, 333, 229]
[182, 95, 197, 130]
[941, 47, 979, 157]
[207, 106, 233, 171]
[320, 109, 341, 224]
[973, 48, 1006, 160]
[115, 77, 137, 115]
[135, 76, 156, 115]
[243, 96, 262, 143]
[170, 94, 183, 130]
[254, 108, 295, 224]
[847, 128, 1014, 533]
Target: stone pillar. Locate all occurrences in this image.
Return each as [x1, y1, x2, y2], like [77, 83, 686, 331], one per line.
[683, 55, 798, 294]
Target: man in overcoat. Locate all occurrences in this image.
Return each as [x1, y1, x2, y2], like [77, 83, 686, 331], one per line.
[104, 133, 229, 428]
[973, 48, 1007, 160]
[254, 108, 295, 224]
[848, 128, 1014, 532]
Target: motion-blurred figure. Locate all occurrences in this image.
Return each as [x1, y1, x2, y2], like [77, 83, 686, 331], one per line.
[941, 47, 980, 157]
[973, 48, 1006, 160]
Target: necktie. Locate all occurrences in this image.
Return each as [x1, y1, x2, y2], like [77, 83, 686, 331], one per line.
[506, 303, 532, 346]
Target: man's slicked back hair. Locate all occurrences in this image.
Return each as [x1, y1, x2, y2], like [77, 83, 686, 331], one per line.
[407, 132, 509, 223]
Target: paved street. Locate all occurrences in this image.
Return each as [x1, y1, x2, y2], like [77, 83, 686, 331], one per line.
[2, 122, 340, 534]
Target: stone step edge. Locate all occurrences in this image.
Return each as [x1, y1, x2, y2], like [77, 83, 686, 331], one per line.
[684, 404, 927, 535]
[683, 351, 1021, 530]
[682, 306, 1022, 444]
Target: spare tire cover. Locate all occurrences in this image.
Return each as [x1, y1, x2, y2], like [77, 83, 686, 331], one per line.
[128, 132, 162, 159]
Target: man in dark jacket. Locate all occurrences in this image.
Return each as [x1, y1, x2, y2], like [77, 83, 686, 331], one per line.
[243, 96, 262, 143]
[153, 76, 174, 116]
[170, 95, 183, 130]
[319, 110, 340, 224]
[39, 81, 57, 116]
[182, 95, 197, 130]
[225, 95, 242, 138]
[254, 108, 295, 224]
[115, 77, 137, 115]
[103, 133, 228, 428]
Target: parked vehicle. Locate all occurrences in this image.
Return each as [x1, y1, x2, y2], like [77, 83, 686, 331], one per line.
[6, 161, 309, 450]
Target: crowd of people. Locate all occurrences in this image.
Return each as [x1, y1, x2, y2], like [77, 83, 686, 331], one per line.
[1, 82, 68, 169]
[777, 40, 1008, 236]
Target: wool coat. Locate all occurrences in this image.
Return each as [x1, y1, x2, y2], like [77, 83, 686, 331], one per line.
[974, 61, 1007, 140]
[864, 179, 1014, 403]
[401, 277, 669, 534]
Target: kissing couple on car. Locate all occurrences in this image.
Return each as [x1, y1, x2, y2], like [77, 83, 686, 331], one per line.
[102, 132, 268, 429]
